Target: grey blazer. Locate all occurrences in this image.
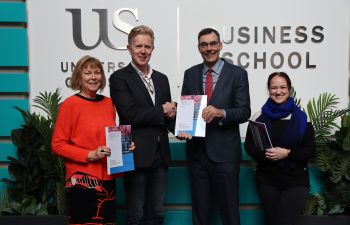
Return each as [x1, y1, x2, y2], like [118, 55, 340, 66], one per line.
[181, 59, 251, 163]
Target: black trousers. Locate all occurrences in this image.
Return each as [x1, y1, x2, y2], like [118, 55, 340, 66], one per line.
[189, 151, 240, 225]
[256, 183, 309, 225]
[123, 149, 168, 225]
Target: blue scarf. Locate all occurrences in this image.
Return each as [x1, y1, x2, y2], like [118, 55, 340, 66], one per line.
[257, 97, 307, 148]
[257, 97, 307, 168]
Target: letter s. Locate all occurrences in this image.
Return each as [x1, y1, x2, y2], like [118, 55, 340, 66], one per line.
[113, 8, 139, 35]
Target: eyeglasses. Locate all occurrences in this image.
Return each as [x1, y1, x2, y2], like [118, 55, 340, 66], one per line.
[199, 41, 220, 49]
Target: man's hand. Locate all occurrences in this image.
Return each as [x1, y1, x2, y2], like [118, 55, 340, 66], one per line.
[202, 105, 225, 123]
[176, 132, 192, 140]
[129, 142, 136, 151]
[163, 101, 177, 119]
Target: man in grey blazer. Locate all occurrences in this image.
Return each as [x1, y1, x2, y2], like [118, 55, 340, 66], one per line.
[109, 25, 176, 225]
[180, 28, 251, 225]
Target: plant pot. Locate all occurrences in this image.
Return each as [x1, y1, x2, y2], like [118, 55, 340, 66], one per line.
[297, 215, 350, 225]
[0, 215, 66, 225]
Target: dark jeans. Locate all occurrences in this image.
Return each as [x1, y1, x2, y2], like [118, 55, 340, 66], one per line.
[256, 183, 309, 225]
[189, 152, 240, 225]
[123, 150, 168, 225]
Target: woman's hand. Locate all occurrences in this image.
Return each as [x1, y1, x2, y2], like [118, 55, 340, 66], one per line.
[265, 147, 290, 161]
[87, 146, 111, 162]
[129, 142, 136, 151]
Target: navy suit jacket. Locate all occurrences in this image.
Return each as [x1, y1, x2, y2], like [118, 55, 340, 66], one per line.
[181, 60, 251, 163]
[109, 63, 174, 168]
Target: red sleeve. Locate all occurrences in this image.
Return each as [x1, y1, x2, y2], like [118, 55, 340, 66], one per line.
[51, 101, 90, 163]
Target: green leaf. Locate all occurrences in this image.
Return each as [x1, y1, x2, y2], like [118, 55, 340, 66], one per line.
[328, 204, 344, 215]
[330, 159, 350, 183]
[3, 89, 65, 215]
[306, 93, 349, 144]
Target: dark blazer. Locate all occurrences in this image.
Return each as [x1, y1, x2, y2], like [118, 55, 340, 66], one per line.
[109, 63, 174, 168]
[181, 59, 251, 163]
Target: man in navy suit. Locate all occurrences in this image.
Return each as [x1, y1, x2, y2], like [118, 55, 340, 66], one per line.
[179, 28, 251, 225]
[109, 25, 176, 225]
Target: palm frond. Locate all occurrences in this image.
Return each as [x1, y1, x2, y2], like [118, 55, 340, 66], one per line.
[290, 87, 301, 108]
[306, 93, 349, 143]
[33, 88, 62, 123]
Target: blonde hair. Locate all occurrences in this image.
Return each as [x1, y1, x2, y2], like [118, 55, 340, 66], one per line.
[128, 25, 154, 46]
[69, 55, 106, 91]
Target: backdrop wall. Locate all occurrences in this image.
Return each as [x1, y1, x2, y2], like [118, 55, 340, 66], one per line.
[27, 0, 349, 113]
[0, 1, 349, 224]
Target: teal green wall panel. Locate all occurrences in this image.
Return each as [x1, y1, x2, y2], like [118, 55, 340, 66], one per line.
[0, 2, 27, 22]
[164, 210, 192, 225]
[166, 167, 191, 204]
[0, 168, 10, 195]
[309, 166, 325, 194]
[242, 143, 253, 161]
[0, 73, 29, 92]
[117, 166, 260, 205]
[170, 141, 186, 160]
[240, 210, 264, 225]
[240, 167, 259, 204]
[170, 141, 253, 161]
[116, 168, 193, 205]
[0, 168, 10, 180]
[0, 142, 16, 161]
[0, 28, 28, 67]
[0, 99, 28, 136]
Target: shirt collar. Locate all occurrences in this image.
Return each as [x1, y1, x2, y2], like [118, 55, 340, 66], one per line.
[131, 62, 153, 78]
[203, 58, 224, 75]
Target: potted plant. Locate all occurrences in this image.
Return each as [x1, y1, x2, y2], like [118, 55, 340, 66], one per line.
[0, 89, 66, 224]
[299, 93, 350, 224]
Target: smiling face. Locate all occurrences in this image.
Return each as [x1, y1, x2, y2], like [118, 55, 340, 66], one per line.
[268, 75, 291, 104]
[198, 32, 222, 68]
[80, 64, 103, 98]
[128, 34, 154, 73]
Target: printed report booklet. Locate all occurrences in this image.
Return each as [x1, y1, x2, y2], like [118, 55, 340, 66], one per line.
[175, 95, 207, 137]
[105, 125, 134, 174]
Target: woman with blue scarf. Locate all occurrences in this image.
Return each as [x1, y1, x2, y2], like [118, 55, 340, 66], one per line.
[244, 72, 315, 225]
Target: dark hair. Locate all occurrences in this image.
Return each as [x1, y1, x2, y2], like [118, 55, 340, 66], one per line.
[70, 55, 106, 91]
[267, 72, 292, 91]
[198, 28, 220, 42]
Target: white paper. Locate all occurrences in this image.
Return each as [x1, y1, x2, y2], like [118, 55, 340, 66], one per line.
[176, 99, 194, 131]
[105, 127, 123, 174]
[175, 95, 207, 137]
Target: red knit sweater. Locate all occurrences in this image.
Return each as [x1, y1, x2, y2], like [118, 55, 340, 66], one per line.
[52, 94, 116, 182]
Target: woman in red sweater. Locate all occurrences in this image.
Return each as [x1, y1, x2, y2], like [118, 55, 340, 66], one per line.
[52, 55, 133, 225]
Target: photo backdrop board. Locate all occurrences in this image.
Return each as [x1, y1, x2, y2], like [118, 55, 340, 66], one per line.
[27, 0, 350, 134]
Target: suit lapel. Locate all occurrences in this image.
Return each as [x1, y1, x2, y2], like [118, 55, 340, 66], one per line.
[197, 64, 204, 95]
[152, 72, 161, 106]
[127, 64, 154, 106]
